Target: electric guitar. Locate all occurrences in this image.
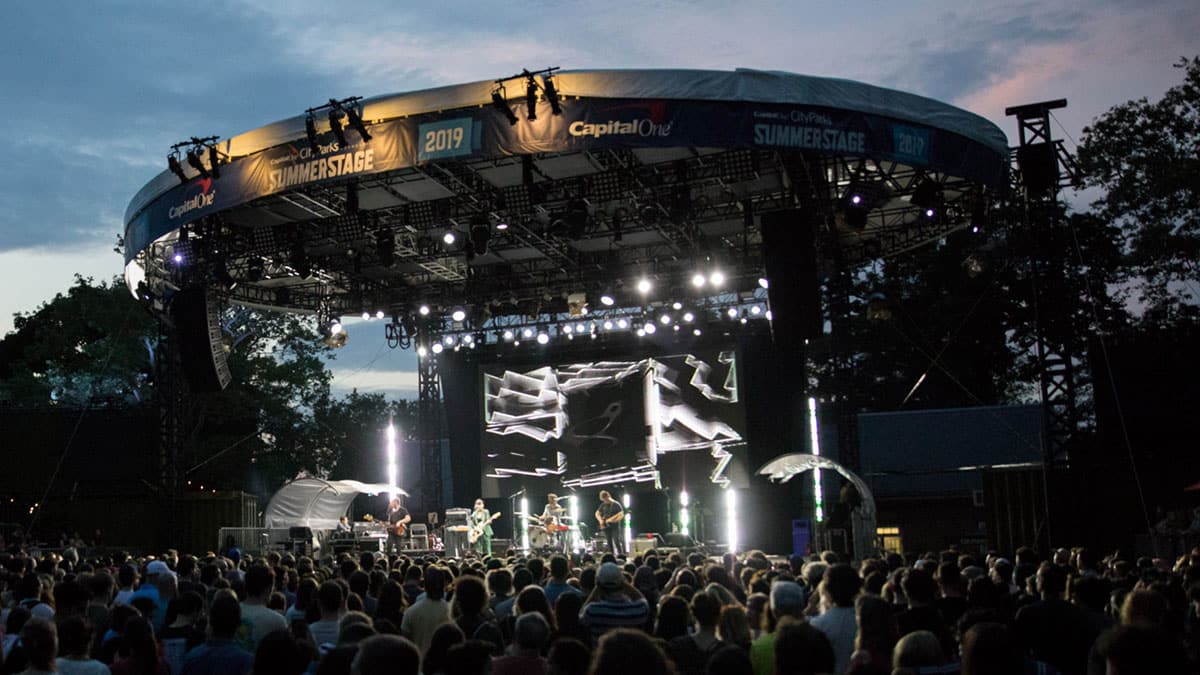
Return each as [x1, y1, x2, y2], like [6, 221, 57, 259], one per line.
[597, 509, 624, 531]
[468, 512, 501, 544]
[364, 513, 407, 537]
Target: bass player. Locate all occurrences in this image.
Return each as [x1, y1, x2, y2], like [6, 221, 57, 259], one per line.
[469, 498, 499, 556]
[594, 490, 625, 557]
[386, 497, 411, 554]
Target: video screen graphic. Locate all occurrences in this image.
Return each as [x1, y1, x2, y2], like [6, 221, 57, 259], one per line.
[481, 350, 746, 498]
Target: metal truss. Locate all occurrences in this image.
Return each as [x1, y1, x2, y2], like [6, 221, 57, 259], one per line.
[417, 335, 444, 513]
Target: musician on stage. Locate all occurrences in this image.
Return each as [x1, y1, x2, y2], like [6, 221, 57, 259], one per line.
[595, 490, 625, 557]
[386, 497, 411, 554]
[470, 499, 495, 556]
[540, 494, 566, 525]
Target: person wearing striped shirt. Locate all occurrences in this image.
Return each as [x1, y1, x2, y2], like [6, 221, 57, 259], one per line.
[579, 562, 649, 643]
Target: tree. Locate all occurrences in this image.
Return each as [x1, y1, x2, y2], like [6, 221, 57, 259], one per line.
[1077, 56, 1200, 323]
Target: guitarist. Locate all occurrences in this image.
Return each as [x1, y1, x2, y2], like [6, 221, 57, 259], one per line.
[386, 497, 411, 553]
[595, 490, 626, 557]
[469, 499, 495, 556]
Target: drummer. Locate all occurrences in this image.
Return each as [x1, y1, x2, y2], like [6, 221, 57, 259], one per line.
[540, 493, 566, 527]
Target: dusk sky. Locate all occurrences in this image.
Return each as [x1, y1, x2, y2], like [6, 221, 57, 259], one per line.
[1, 0, 1196, 400]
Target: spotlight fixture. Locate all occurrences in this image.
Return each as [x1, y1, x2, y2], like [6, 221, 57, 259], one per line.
[672, 301, 683, 310]
[305, 114, 319, 150]
[542, 74, 562, 115]
[637, 278, 652, 294]
[617, 318, 629, 329]
[444, 335, 456, 346]
[431, 342, 444, 354]
[417, 345, 428, 358]
[173, 252, 184, 264]
[525, 75, 538, 121]
[659, 314, 672, 325]
[443, 230, 457, 246]
[758, 277, 769, 289]
[362, 311, 371, 321]
[644, 322, 657, 334]
[167, 154, 188, 183]
[495, 221, 509, 231]
[186, 149, 210, 179]
[727, 307, 738, 319]
[600, 293, 615, 307]
[470, 214, 491, 255]
[208, 144, 221, 179]
[536, 331, 550, 345]
[523, 328, 534, 338]
[345, 104, 372, 142]
[691, 273, 706, 288]
[491, 87, 519, 126]
[329, 319, 344, 335]
[750, 305, 762, 315]
[603, 320, 614, 330]
[709, 270, 726, 286]
[376, 310, 385, 320]
[213, 259, 237, 291]
[451, 308, 467, 322]
[418, 305, 430, 316]
[683, 312, 695, 323]
[503, 330, 514, 341]
[328, 107, 348, 147]
[693, 328, 702, 336]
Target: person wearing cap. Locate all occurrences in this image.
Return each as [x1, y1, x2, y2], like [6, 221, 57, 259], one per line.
[579, 562, 648, 643]
[750, 580, 805, 675]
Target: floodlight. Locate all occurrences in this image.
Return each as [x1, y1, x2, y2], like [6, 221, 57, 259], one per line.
[167, 154, 188, 183]
[186, 150, 209, 179]
[345, 105, 372, 141]
[543, 75, 562, 115]
[305, 114, 319, 150]
[492, 88, 519, 126]
[526, 76, 538, 121]
[328, 108, 348, 146]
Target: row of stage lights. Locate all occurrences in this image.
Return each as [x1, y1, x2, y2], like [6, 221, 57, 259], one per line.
[414, 299, 771, 358]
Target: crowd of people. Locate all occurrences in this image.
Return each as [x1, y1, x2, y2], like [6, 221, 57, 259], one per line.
[0, 539, 1196, 675]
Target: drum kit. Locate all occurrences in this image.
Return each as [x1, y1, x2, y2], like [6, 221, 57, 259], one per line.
[513, 499, 585, 553]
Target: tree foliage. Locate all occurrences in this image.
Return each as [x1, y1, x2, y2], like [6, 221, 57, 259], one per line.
[1078, 56, 1200, 321]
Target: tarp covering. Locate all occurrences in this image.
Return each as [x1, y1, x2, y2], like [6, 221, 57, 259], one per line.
[263, 478, 407, 530]
[758, 453, 877, 560]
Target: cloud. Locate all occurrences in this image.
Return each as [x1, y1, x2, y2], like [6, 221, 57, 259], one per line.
[0, 243, 126, 335]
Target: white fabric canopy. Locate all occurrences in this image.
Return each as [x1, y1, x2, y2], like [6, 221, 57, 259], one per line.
[758, 453, 877, 560]
[263, 478, 407, 530]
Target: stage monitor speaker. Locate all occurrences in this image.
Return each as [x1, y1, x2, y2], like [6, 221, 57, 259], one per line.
[760, 210, 822, 342]
[631, 538, 658, 555]
[662, 533, 697, 548]
[172, 288, 232, 392]
[491, 538, 513, 554]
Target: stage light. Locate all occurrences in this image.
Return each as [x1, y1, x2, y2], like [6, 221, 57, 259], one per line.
[328, 108, 348, 147]
[463, 334, 474, 345]
[725, 489, 738, 553]
[766, 310, 773, 320]
[443, 230, 457, 246]
[971, 225, 980, 234]
[451, 308, 466, 322]
[623, 493, 633, 552]
[417, 345, 428, 358]
[691, 273, 706, 288]
[419, 305, 430, 316]
[600, 293, 615, 306]
[496, 221, 509, 231]
[444, 335, 456, 345]
[543, 75, 562, 115]
[208, 145, 221, 179]
[521, 497, 530, 549]
[758, 277, 769, 289]
[660, 314, 671, 325]
[345, 105, 372, 142]
[362, 311, 371, 321]
[636, 328, 645, 337]
[637, 278, 652, 294]
[644, 322, 657, 334]
[809, 397, 824, 522]
[167, 154, 188, 183]
[376, 310, 385, 320]
[330, 319, 344, 335]
[850, 194, 863, 205]
[709, 270, 725, 286]
[536, 332, 549, 345]
[741, 316, 748, 324]
[470, 214, 491, 255]
[925, 207, 936, 218]
[492, 88, 519, 126]
[750, 305, 762, 315]
[525, 75, 538, 121]
[523, 328, 534, 338]
[693, 328, 702, 336]
[603, 320, 614, 330]
[305, 114, 319, 150]
[680, 489, 690, 536]
[431, 342, 444, 354]
[386, 413, 398, 499]
[186, 149, 209, 179]
[173, 252, 183, 264]
[672, 301, 683, 310]
[617, 318, 629, 329]
[503, 330, 514, 341]
[727, 307, 738, 319]
[683, 311, 694, 323]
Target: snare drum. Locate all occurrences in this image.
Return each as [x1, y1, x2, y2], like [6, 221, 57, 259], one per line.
[529, 527, 552, 549]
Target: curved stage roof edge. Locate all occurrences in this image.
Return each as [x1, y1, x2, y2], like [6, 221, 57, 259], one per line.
[124, 68, 1008, 268]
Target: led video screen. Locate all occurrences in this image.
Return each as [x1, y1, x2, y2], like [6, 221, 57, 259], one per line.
[481, 349, 748, 498]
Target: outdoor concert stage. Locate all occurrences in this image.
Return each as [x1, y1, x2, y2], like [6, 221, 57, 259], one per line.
[122, 68, 1009, 553]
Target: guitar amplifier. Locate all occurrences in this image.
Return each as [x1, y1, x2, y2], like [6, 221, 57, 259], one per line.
[491, 538, 512, 554]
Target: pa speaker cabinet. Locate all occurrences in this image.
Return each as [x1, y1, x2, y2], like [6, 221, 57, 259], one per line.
[171, 288, 232, 392]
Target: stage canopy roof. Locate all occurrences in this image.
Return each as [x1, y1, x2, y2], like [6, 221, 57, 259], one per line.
[123, 67, 1009, 343]
[263, 478, 406, 530]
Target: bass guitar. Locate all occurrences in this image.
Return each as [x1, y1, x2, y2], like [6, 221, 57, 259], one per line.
[364, 514, 407, 537]
[468, 512, 502, 544]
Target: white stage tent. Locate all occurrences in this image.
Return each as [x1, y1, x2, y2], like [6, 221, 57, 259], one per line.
[263, 478, 407, 530]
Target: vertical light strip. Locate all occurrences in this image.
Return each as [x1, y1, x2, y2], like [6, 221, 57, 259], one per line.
[569, 493, 580, 552]
[725, 488, 738, 553]
[520, 497, 530, 550]
[622, 493, 632, 552]
[679, 489, 690, 536]
[386, 412, 398, 500]
[808, 397, 823, 522]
